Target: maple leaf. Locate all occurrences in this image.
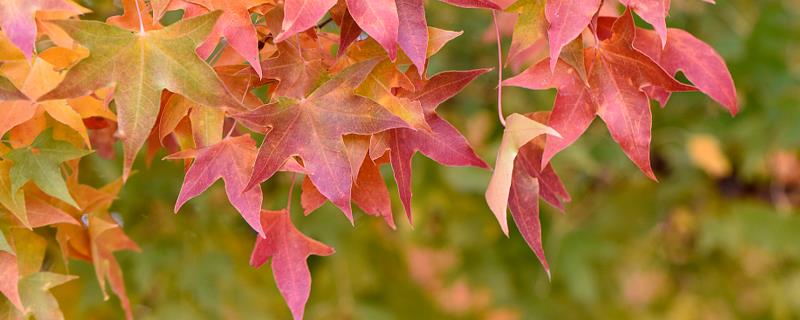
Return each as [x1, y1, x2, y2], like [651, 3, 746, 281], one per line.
[155, 91, 226, 149]
[346, 0, 399, 60]
[157, 93, 192, 144]
[508, 156, 548, 275]
[505, 10, 694, 179]
[250, 209, 335, 320]
[339, 157, 396, 228]
[342, 135, 371, 178]
[35, 6, 94, 50]
[187, 0, 269, 77]
[485, 113, 559, 235]
[0, 76, 33, 145]
[24, 197, 80, 228]
[54, 180, 118, 264]
[150, 0, 210, 25]
[107, 0, 159, 31]
[0, 252, 22, 311]
[301, 154, 396, 229]
[396, 0, 428, 72]
[88, 212, 141, 320]
[330, 1, 363, 56]
[506, 112, 570, 276]
[17, 272, 77, 320]
[545, 0, 601, 71]
[425, 27, 465, 59]
[0, 160, 28, 228]
[275, 0, 337, 42]
[234, 59, 409, 221]
[55, 225, 91, 264]
[618, 0, 668, 46]
[150, 0, 173, 23]
[4, 129, 91, 208]
[173, 135, 265, 237]
[48, 177, 139, 320]
[215, 64, 275, 109]
[619, 0, 716, 47]
[7, 228, 46, 281]
[188, 103, 225, 148]
[0, 75, 26, 101]
[341, 25, 462, 73]
[0, 79, 37, 142]
[2, 52, 94, 146]
[40, 11, 243, 179]
[559, 36, 589, 84]
[0, 182, 80, 229]
[370, 69, 490, 222]
[261, 30, 328, 99]
[0, 0, 85, 59]
[0, 31, 26, 60]
[355, 59, 430, 131]
[0, 231, 23, 312]
[633, 27, 738, 114]
[505, 0, 546, 65]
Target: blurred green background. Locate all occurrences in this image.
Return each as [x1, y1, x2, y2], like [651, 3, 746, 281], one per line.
[58, 0, 800, 319]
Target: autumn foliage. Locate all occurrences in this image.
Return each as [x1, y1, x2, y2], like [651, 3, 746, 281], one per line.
[0, 0, 736, 319]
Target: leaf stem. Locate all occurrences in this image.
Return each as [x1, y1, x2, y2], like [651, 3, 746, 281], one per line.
[224, 120, 237, 138]
[492, 10, 506, 127]
[286, 172, 297, 212]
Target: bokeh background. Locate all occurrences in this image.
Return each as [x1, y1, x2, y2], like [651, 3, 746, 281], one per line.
[54, 0, 800, 319]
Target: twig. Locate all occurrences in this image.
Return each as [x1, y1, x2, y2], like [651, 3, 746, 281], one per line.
[317, 17, 333, 29]
[492, 10, 506, 127]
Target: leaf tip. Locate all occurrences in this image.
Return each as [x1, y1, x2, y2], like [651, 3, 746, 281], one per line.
[645, 170, 659, 182]
[405, 212, 415, 229]
[545, 127, 562, 139]
[273, 31, 290, 44]
[173, 200, 184, 214]
[725, 99, 740, 117]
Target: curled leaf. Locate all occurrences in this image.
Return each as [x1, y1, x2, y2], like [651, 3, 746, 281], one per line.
[485, 113, 559, 235]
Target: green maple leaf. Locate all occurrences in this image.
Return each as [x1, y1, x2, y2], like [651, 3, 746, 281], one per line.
[40, 11, 241, 178]
[506, 0, 545, 62]
[4, 129, 91, 208]
[17, 272, 77, 320]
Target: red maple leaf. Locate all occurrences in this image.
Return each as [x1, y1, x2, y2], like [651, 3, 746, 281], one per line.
[300, 150, 396, 229]
[250, 209, 334, 320]
[346, 0, 399, 59]
[507, 113, 571, 277]
[172, 134, 265, 237]
[545, 0, 601, 71]
[633, 26, 738, 113]
[276, 0, 337, 42]
[187, 0, 269, 76]
[370, 68, 490, 222]
[505, 10, 694, 179]
[235, 59, 409, 222]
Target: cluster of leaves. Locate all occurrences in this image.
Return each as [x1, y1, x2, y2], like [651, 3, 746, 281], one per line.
[0, 0, 736, 318]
